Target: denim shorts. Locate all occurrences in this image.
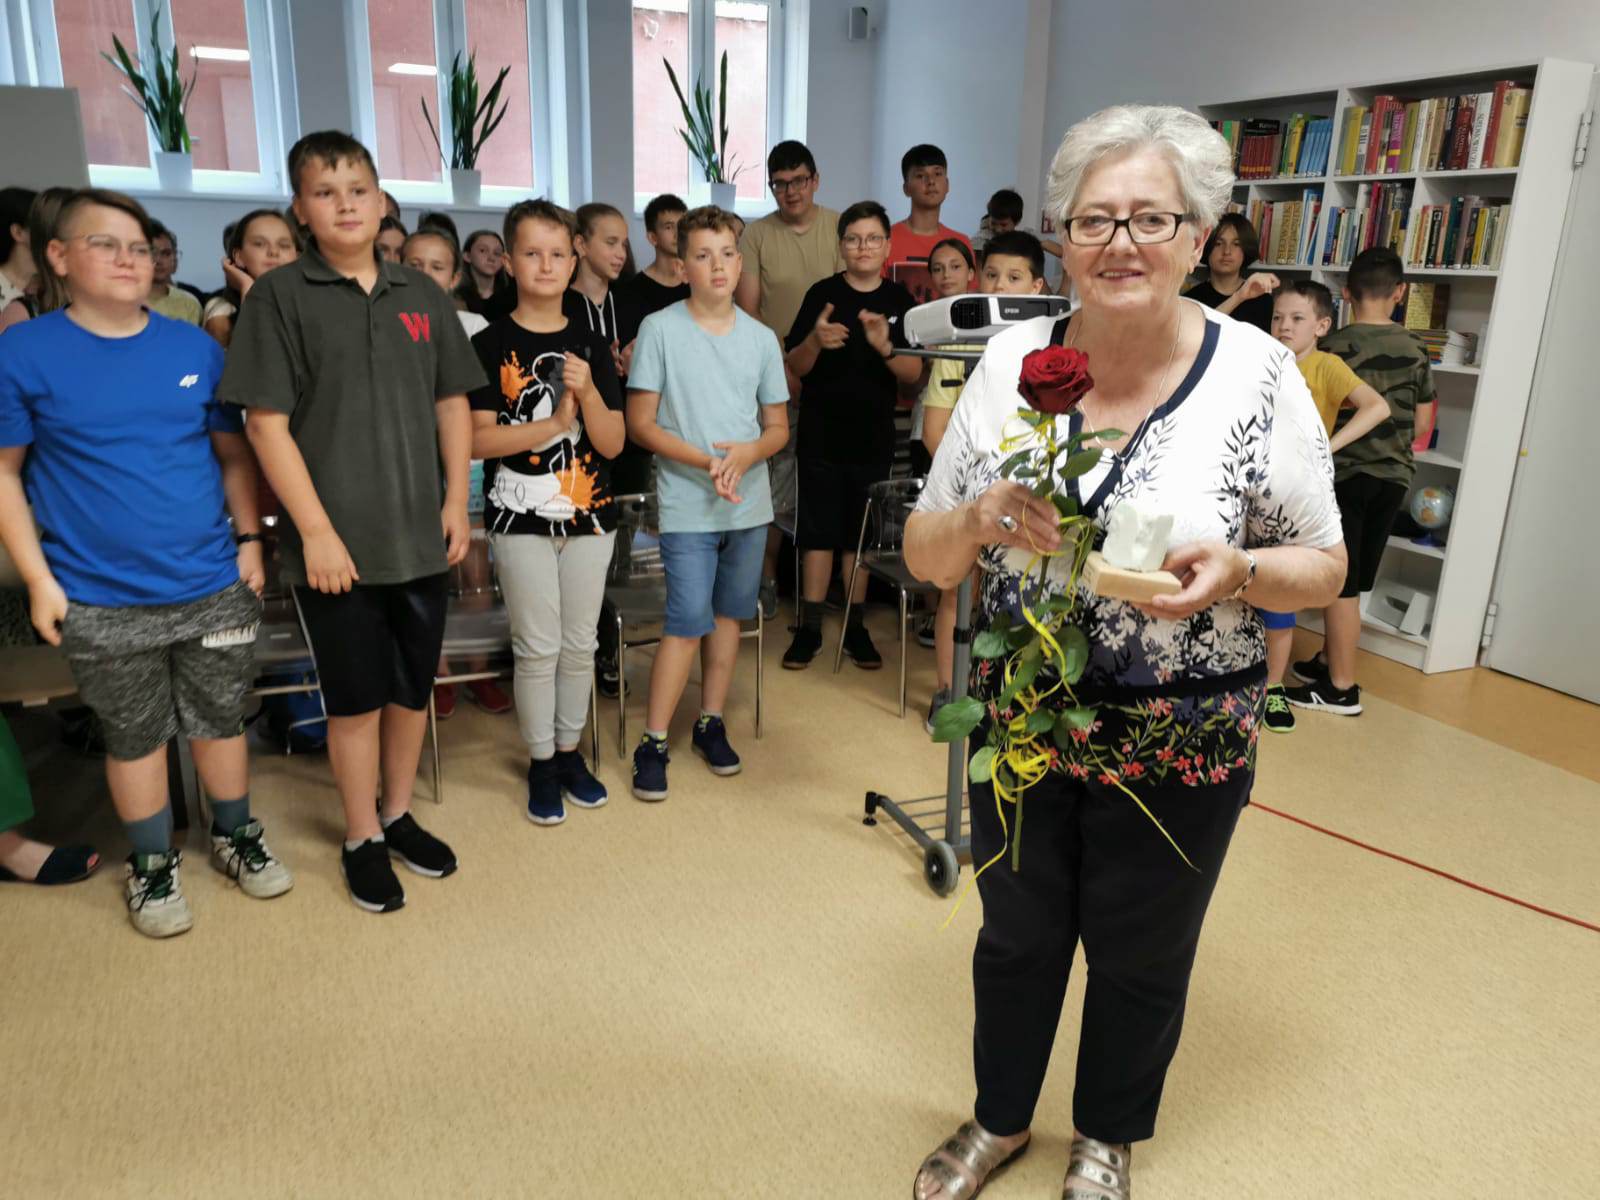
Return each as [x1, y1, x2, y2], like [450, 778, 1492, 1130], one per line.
[659, 526, 767, 639]
[1256, 608, 1296, 631]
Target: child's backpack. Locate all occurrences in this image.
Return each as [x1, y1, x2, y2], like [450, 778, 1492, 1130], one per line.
[255, 672, 327, 754]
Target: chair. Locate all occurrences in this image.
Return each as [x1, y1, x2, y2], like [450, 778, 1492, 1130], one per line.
[833, 477, 939, 717]
[0, 524, 77, 708]
[603, 493, 763, 757]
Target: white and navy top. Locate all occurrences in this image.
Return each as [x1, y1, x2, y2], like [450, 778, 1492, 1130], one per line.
[917, 302, 1341, 788]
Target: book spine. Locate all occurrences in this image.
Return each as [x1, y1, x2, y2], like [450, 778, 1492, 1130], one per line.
[1483, 81, 1510, 169]
[1449, 97, 1474, 170]
[1436, 95, 1458, 169]
[1400, 102, 1419, 173]
[1354, 110, 1372, 175]
[1385, 107, 1404, 173]
[1469, 91, 1492, 169]
[1501, 88, 1531, 167]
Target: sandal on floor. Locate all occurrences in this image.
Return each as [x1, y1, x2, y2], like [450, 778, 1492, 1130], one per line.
[912, 1120, 1029, 1200]
[0, 844, 100, 886]
[1062, 1136, 1132, 1199]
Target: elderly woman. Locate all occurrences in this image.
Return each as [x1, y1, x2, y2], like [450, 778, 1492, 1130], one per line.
[905, 105, 1345, 1199]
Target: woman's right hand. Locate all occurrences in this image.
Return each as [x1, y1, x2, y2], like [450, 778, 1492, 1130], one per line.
[969, 480, 1063, 554]
[303, 527, 360, 594]
[28, 576, 68, 646]
[221, 256, 254, 301]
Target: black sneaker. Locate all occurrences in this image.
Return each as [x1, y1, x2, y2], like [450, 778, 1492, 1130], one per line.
[526, 757, 566, 826]
[382, 812, 458, 877]
[842, 622, 883, 670]
[691, 715, 742, 776]
[632, 736, 670, 801]
[1283, 676, 1363, 716]
[1291, 652, 1329, 684]
[783, 627, 823, 670]
[915, 613, 936, 649]
[341, 839, 404, 914]
[1262, 684, 1296, 733]
[554, 748, 608, 809]
[595, 653, 620, 699]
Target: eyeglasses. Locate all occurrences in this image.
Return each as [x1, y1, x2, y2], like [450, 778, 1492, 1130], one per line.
[1063, 212, 1192, 246]
[769, 173, 813, 195]
[840, 233, 886, 250]
[70, 234, 154, 262]
[153, 245, 180, 261]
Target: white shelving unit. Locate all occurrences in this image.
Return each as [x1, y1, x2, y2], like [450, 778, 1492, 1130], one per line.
[1202, 58, 1596, 673]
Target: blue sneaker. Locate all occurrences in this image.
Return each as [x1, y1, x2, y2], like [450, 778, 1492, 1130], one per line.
[526, 758, 566, 826]
[692, 715, 742, 777]
[631, 736, 670, 802]
[554, 749, 607, 809]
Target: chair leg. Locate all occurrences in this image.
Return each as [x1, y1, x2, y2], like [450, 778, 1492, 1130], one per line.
[616, 616, 628, 760]
[428, 689, 443, 804]
[834, 498, 875, 674]
[589, 666, 600, 770]
[899, 588, 909, 719]
[755, 606, 764, 739]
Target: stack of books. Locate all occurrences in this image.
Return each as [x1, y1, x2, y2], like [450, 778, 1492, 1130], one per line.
[1405, 196, 1511, 269]
[1248, 188, 1325, 265]
[1413, 329, 1480, 366]
[1213, 114, 1332, 179]
[1321, 182, 1413, 265]
[1338, 82, 1532, 176]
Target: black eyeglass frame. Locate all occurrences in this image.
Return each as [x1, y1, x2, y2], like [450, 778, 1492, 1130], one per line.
[1061, 211, 1194, 246]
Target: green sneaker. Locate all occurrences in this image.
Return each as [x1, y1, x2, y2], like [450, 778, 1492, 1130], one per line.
[1263, 684, 1296, 733]
[124, 849, 194, 939]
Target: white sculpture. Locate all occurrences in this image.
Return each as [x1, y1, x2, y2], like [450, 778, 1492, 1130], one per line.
[1100, 499, 1173, 573]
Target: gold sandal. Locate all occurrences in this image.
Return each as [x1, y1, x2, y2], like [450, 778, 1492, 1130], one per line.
[1062, 1136, 1131, 1199]
[912, 1120, 1029, 1200]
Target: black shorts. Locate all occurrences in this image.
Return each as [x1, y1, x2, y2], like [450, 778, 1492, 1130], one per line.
[1335, 474, 1409, 598]
[797, 458, 893, 552]
[908, 440, 933, 478]
[295, 574, 448, 716]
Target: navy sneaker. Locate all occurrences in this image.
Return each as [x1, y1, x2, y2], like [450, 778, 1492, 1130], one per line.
[632, 736, 670, 802]
[692, 715, 742, 777]
[554, 748, 607, 809]
[526, 757, 567, 825]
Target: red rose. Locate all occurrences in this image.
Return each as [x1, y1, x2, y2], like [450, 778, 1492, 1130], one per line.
[1018, 346, 1093, 415]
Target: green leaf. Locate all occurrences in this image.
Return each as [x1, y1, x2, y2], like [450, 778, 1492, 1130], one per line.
[931, 695, 986, 743]
[998, 449, 1033, 476]
[1059, 705, 1098, 731]
[1061, 625, 1089, 684]
[1005, 623, 1034, 650]
[1012, 644, 1042, 691]
[1050, 492, 1078, 519]
[971, 629, 1009, 659]
[1083, 427, 1126, 444]
[1024, 709, 1055, 736]
[1009, 465, 1037, 480]
[1057, 448, 1103, 481]
[968, 745, 996, 784]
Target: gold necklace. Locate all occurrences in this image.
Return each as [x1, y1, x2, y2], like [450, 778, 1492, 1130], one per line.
[1071, 299, 1190, 455]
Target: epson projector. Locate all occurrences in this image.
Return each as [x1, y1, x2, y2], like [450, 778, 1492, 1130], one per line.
[903, 294, 1071, 348]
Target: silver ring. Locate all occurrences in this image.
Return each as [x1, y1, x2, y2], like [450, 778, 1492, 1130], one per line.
[997, 514, 1019, 533]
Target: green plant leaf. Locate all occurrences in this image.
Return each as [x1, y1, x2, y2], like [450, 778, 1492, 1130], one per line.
[1061, 625, 1089, 684]
[1083, 427, 1126, 443]
[1058, 448, 1102, 481]
[1050, 492, 1078, 519]
[1011, 644, 1042, 692]
[971, 629, 1009, 659]
[1005, 623, 1033, 650]
[931, 695, 986, 743]
[1051, 706, 1098, 750]
[1024, 709, 1055, 736]
[968, 745, 996, 784]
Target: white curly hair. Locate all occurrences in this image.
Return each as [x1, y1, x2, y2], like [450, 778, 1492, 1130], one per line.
[1044, 104, 1235, 230]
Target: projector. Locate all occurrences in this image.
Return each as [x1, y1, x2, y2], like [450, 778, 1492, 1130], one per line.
[903, 294, 1071, 348]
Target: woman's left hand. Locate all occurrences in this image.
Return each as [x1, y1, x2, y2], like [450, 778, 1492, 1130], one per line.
[1135, 540, 1252, 620]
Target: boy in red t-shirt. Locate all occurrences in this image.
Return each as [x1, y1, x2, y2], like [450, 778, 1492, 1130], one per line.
[883, 144, 973, 304]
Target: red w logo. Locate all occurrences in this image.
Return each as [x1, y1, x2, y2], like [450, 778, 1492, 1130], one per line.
[398, 312, 431, 342]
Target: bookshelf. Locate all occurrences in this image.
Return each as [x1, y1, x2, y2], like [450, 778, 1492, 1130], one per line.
[1201, 58, 1596, 673]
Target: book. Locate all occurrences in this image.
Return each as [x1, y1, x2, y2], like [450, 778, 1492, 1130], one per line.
[1468, 90, 1492, 169]
[1494, 87, 1532, 167]
[1341, 106, 1367, 174]
[1404, 283, 1451, 329]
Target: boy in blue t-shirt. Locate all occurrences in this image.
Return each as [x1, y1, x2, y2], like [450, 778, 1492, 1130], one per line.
[624, 206, 789, 801]
[0, 189, 290, 939]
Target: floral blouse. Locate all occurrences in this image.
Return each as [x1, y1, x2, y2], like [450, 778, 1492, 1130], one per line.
[916, 303, 1342, 789]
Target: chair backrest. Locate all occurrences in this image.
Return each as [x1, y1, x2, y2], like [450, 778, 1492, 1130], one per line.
[608, 492, 663, 585]
[862, 477, 926, 558]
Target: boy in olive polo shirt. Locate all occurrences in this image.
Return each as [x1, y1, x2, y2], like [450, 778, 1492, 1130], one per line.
[219, 131, 487, 915]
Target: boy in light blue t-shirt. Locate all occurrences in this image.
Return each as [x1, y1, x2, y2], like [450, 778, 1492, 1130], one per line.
[625, 206, 789, 801]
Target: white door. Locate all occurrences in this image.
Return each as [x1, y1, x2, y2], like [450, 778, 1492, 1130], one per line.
[1486, 81, 1600, 703]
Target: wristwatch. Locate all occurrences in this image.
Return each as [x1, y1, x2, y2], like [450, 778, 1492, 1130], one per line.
[1229, 549, 1257, 601]
[235, 531, 264, 546]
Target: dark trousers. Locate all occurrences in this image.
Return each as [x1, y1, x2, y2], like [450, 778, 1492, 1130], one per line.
[969, 763, 1250, 1142]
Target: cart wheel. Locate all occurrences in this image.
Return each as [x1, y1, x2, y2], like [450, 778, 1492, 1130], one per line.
[923, 841, 960, 896]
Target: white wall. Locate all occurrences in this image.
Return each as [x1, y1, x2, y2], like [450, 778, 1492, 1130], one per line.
[805, 0, 878, 212]
[1037, 0, 1600, 191]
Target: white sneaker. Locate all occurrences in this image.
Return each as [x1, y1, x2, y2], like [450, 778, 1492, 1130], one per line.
[124, 850, 194, 939]
[210, 819, 294, 899]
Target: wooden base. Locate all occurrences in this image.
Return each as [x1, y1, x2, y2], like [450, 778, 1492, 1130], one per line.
[1082, 551, 1182, 603]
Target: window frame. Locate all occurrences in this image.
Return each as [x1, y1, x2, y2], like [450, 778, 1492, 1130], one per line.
[350, 0, 567, 208]
[23, 0, 297, 197]
[630, 0, 808, 219]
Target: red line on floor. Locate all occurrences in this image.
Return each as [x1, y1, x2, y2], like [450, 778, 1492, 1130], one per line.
[1248, 802, 1600, 934]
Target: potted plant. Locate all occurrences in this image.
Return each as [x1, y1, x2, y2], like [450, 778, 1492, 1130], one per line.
[422, 52, 511, 208]
[664, 51, 743, 209]
[102, 1, 196, 192]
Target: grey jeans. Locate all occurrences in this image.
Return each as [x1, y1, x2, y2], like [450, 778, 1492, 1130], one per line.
[492, 531, 615, 759]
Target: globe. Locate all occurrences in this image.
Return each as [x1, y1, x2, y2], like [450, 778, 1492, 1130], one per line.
[1408, 485, 1455, 532]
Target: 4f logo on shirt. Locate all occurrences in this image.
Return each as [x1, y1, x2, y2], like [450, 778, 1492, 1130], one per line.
[399, 312, 431, 343]
[178, 374, 199, 388]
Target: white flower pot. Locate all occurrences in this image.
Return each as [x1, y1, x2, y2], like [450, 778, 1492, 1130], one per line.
[709, 181, 737, 211]
[154, 151, 193, 193]
[451, 168, 482, 208]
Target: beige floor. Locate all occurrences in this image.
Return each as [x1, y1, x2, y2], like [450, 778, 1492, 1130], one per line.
[4, 611, 1599, 1198]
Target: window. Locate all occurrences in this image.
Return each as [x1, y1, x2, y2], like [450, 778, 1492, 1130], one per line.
[25, 0, 294, 193]
[630, 0, 801, 215]
[354, 0, 563, 204]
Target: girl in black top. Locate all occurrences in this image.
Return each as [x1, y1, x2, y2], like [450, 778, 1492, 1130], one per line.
[1185, 212, 1276, 332]
[458, 229, 515, 320]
